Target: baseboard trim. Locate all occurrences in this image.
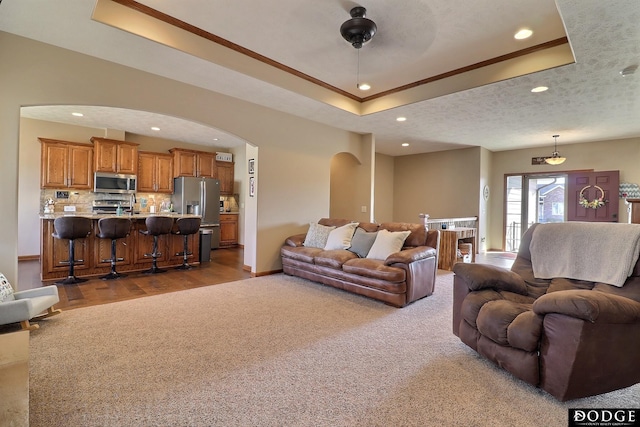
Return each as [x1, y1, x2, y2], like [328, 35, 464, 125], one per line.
[251, 269, 283, 278]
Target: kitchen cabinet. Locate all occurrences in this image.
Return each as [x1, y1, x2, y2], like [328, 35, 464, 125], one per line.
[39, 138, 93, 189]
[219, 214, 238, 247]
[91, 137, 139, 174]
[138, 151, 174, 193]
[40, 216, 201, 281]
[40, 219, 91, 276]
[169, 232, 198, 264]
[170, 148, 217, 178]
[216, 161, 235, 195]
[93, 221, 134, 269]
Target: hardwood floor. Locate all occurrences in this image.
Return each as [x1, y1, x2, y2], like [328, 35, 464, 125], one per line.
[18, 247, 251, 311]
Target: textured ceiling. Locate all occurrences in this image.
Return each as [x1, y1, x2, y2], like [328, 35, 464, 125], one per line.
[2, 0, 640, 156]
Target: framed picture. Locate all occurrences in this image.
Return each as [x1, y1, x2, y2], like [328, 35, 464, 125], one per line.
[249, 176, 255, 197]
[248, 158, 255, 175]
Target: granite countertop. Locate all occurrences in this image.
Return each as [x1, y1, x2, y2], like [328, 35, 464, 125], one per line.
[40, 212, 202, 220]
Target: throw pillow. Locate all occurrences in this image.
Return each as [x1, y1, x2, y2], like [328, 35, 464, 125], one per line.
[366, 229, 411, 260]
[303, 222, 336, 249]
[0, 273, 15, 302]
[324, 222, 358, 250]
[348, 228, 378, 258]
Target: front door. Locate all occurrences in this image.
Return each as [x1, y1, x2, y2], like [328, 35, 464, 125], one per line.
[567, 171, 619, 222]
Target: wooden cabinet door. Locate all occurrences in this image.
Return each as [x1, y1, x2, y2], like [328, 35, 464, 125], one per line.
[41, 142, 69, 188]
[198, 153, 217, 178]
[68, 144, 93, 189]
[172, 149, 197, 177]
[217, 162, 234, 195]
[155, 154, 174, 193]
[117, 143, 138, 174]
[93, 222, 133, 268]
[169, 233, 198, 263]
[93, 139, 118, 173]
[219, 214, 238, 247]
[137, 152, 156, 192]
[134, 221, 169, 265]
[138, 152, 173, 193]
[42, 220, 91, 275]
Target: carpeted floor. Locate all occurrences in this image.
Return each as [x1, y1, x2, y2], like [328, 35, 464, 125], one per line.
[29, 272, 639, 426]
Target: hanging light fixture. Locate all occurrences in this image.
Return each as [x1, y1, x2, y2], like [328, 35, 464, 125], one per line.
[545, 134, 566, 165]
[340, 6, 377, 90]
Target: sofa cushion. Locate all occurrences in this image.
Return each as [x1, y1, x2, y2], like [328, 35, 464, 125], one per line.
[314, 250, 358, 269]
[303, 222, 336, 249]
[348, 227, 378, 258]
[324, 222, 358, 250]
[281, 246, 324, 264]
[0, 273, 15, 302]
[379, 222, 426, 248]
[366, 229, 411, 260]
[343, 258, 406, 282]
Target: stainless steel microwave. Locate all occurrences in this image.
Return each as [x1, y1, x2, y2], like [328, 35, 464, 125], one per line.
[94, 172, 137, 194]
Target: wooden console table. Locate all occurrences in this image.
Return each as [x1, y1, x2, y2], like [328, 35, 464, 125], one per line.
[438, 227, 476, 271]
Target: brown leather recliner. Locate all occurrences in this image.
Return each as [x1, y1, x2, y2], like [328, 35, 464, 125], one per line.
[453, 223, 640, 401]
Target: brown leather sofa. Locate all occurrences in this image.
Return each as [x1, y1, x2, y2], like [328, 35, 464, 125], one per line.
[453, 223, 640, 401]
[281, 218, 440, 307]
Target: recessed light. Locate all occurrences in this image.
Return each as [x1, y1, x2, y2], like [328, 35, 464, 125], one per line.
[71, 112, 83, 117]
[213, 138, 219, 141]
[531, 86, 548, 93]
[357, 83, 371, 91]
[514, 29, 533, 40]
[396, 117, 407, 122]
[402, 143, 410, 147]
[151, 127, 160, 131]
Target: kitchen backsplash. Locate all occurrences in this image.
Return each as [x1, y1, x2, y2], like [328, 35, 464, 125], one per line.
[41, 190, 240, 214]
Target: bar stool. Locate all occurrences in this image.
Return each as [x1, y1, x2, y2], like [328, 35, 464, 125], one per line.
[172, 217, 201, 270]
[139, 216, 174, 274]
[97, 217, 132, 280]
[52, 216, 92, 285]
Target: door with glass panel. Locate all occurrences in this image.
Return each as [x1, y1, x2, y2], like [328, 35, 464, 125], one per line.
[504, 173, 567, 252]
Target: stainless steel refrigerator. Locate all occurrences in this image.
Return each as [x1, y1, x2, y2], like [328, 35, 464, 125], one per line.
[172, 177, 221, 257]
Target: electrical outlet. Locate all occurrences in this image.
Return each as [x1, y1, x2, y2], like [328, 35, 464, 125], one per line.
[63, 205, 76, 212]
[55, 191, 69, 199]
[361, 206, 367, 213]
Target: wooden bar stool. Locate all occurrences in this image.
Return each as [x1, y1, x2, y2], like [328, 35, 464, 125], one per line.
[52, 216, 92, 285]
[97, 217, 132, 280]
[172, 217, 201, 270]
[139, 216, 174, 274]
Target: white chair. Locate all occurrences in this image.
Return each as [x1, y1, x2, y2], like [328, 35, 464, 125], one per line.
[0, 273, 61, 331]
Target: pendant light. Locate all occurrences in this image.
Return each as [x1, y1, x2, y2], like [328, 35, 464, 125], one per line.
[545, 134, 566, 165]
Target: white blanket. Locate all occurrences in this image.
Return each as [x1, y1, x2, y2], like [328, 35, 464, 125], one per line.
[530, 222, 640, 287]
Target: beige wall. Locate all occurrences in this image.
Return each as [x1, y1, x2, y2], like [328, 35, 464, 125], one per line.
[488, 137, 640, 250]
[374, 153, 394, 223]
[393, 147, 481, 224]
[1, 31, 369, 285]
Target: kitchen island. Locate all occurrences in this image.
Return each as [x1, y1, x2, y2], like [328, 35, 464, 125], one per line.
[40, 213, 201, 282]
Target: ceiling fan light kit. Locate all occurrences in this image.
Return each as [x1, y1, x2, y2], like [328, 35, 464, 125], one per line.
[340, 6, 377, 91]
[340, 7, 377, 49]
[544, 134, 566, 165]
